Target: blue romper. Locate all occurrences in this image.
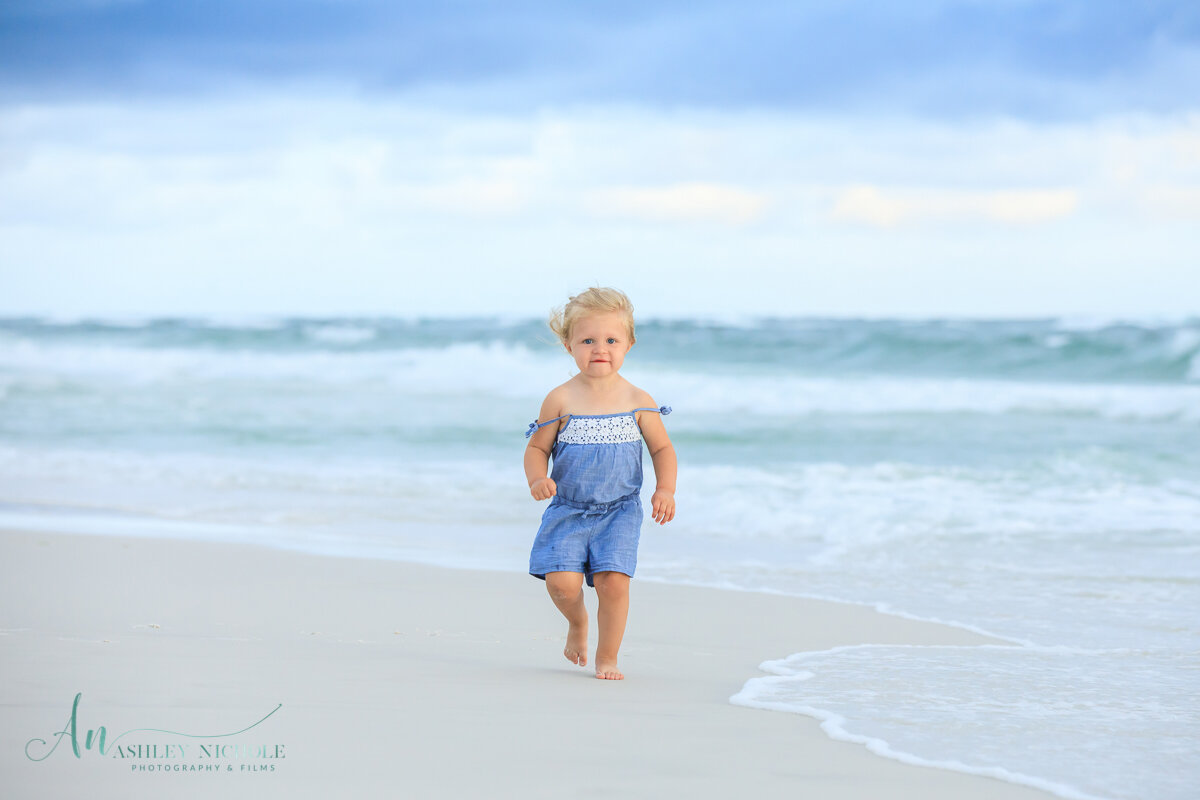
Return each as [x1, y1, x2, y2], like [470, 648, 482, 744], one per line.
[526, 406, 671, 587]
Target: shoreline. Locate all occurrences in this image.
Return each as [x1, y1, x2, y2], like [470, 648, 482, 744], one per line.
[0, 505, 1030, 646]
[1, 527, 1058, 800]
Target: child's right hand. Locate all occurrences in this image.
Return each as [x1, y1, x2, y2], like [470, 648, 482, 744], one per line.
[529, 477, 557, 501]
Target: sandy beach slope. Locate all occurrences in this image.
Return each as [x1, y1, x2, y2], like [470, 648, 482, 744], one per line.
[1, 529, 1055, 800]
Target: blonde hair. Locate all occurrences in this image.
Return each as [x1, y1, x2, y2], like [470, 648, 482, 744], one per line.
[548, 287, 636, 345]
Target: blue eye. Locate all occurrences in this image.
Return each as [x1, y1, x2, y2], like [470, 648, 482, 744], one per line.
[607, 338, 617, 344]
[582, 338, 593, 344]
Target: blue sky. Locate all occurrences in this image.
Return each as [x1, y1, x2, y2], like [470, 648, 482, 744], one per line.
[2, 0, 1198, 318]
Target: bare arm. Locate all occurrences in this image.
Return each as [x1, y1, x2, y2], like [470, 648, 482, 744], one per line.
[638, 404, 677, 524]
[524, 392, 563, 501]
[524, 440, 556, 500]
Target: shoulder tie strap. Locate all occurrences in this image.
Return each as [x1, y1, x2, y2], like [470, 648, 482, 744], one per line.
[525, 414, 569, 439]
[632, 405, 672, 416]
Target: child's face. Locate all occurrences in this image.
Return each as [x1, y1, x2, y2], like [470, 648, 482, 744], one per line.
[565, 312, 634, 378]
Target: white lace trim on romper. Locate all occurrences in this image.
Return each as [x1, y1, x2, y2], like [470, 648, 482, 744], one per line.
[525, 405, 669, 440]
[556, 415, 642, 445]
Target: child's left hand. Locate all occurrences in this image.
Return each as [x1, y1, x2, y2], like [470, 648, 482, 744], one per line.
[650, 489, 675, 525]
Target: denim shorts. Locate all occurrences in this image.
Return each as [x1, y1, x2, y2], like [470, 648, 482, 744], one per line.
[529, 493, 642, 587]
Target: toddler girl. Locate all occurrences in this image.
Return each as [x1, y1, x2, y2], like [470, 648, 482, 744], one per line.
[524, 287, 677, 680]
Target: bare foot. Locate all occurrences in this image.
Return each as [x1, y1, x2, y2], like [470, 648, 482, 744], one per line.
[564, 620, 588, 667]
[594, 659, 623, 680]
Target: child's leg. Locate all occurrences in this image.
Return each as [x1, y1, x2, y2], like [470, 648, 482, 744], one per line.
[592, 571, 630, 680]
[544, 571, 588, 667]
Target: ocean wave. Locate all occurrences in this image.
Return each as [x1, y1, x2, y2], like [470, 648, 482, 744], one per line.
[11, 446, 1194, 559]
[4, 315, 1200, 383]
[732, 643, 1195, 800]
[1051, 313, 1200, 332]
[670, 461, 1200, 547]
[195, 314, 289, 331]
[4, 333, 1198, 421]
[0, 337, 557, 397]
[635, 371, 1200, 421]
[301, 323, 380, 345]
[729, 689, 1109, 800]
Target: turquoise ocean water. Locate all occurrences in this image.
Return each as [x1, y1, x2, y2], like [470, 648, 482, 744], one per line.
[1, 315, 1198, 799]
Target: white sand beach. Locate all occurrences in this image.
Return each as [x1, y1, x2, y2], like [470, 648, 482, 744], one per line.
[1, 528, 1057, 800]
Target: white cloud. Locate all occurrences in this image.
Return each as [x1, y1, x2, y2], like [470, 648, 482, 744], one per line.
[1, 97, 1197, 316]
[830, 185, 1079, 227]
[583, 182, 768, 225]
[1136, 185, 1200, 221]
